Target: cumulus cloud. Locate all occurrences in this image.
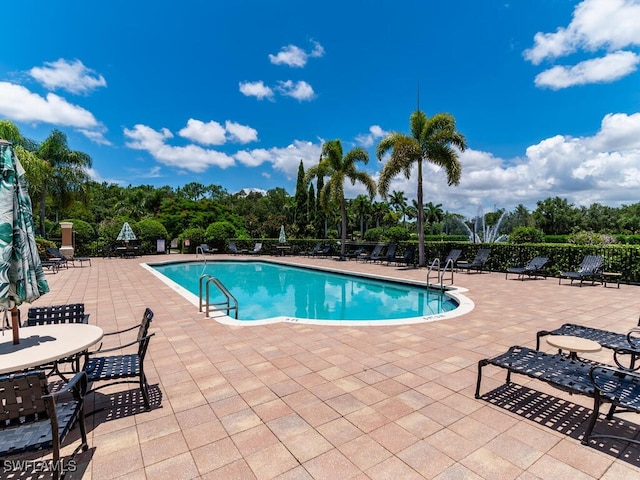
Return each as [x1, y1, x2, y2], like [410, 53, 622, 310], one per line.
[276, 80, 315, 101]
[239, 81, 274, 100]
[374, 111, 640, 217]
[524, 0, 640, 88]
[225, 121, 258, 143]
[268, 40, 325, 67]
[534, 51, 639, 89]
[355, 125, 387, 147]
[124, 124, 236, 172]
[235, 140, 322, 178]
[0, 81, 101, 128]
[29, 58, 107, 94]
[178, 119, 258, 146]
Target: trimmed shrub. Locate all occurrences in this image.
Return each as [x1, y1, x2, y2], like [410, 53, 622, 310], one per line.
[136, 219, 169, 254]
[509, 226, 544, 244]
[206, 221, 237, 251]
[178, 227, 206, 253]
[383, 226, 411, 243]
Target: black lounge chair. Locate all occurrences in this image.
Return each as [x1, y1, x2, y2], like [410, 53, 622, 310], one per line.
[83, 308, 155, 411]
[0, 370, 89, 480]
[318, 243, 332, 258]
[505, 256, 548, 280]
[301, 241, 323, 256]
[47, 246, 91, 267]
[457, 248, 491, 273]
[536, 321, 640, 369]
[358, 244, 385, 262]
[344, 245, 365, 260]
[228, 241, 243, 255]
[475, 345, 640, 447]
[379, 243, 398, 264]
[390, 244, 416, 267]
[559, 255, 604, 286]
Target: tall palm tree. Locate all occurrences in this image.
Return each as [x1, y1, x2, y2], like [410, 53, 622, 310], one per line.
[36, 130, 92, 235]
[389, 190, 408, 229]
[305, 139, 376, 257]
[352, 194, 372, 238]
[377, 110, 466, 266]
[424, 201, 444, 233]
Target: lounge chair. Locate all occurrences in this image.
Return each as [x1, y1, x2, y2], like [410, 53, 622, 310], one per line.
[318, 243, 332, 258]
[247, 242, 263, 255]
[457, 248, 491, 273]
[0, 370, 89, 480]
[47, 246, 91, 267]
[343, 245, 366, 260]
[358, 244, 385, 262]
[536, 321, 640, 369]
[198, 243, 217, 255]
[227, 241, 242, 255]
[303, 242, 322, 256]
[389, 244, 415, 267]
[475, 345, 640, 447]
[558, 255, 604, 286]
[505, 256, 548, 280]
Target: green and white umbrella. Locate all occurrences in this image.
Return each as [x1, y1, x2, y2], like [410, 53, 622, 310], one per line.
[117, 222, 136, 241]
[0, 140, 49, 318]
[278, 225, 286, 244]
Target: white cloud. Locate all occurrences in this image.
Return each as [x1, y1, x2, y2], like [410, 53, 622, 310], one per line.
[124, 124, 236, 172]
[534, 50, 639, 89]
[29, 58, 107, 94]
[225, 121, 258, 144]
[276, 80, 315, 101]
[355, 125, 387, 147]
[0, 81, 100, 128]
[235, 140, 322, 178]
[179, 119, 226, 145]
[524, 0, 640, 88]
[239, 81, 274, 100]
[268, 40, 325, 68]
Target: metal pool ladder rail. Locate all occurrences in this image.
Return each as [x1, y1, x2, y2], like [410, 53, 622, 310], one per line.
[426, 257, 456, 289]
[199, 274, 238, 319]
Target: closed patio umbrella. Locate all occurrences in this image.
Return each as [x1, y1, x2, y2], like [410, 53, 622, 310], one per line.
[0, 140, 49, 344]
[117, 222, 136, 241]
[279, 225, 286, 244]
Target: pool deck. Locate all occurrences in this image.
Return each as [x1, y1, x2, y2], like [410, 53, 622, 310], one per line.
[18, 253, 640, 479]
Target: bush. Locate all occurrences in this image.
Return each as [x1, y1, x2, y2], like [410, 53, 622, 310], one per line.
[206, 221, 237, 251]
[568, 231, 618, 245]
[382, 226, 411, 243]
[509, 226, 545, 244]
[136, 219, 169, 254]
[178, 227, 206, 253]
[363, 227, 384, 242]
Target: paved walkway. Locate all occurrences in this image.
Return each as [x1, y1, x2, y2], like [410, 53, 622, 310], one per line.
[19, 254, 640, 479]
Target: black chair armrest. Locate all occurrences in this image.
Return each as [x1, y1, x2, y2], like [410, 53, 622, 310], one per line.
[102, 323, 140, 336]
[589, 364, 640, 395]
[45, 371, 88, 401]
[86, 333, 155, 356]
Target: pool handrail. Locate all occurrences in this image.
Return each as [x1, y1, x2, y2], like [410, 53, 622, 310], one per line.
[199, 274, 238, 319]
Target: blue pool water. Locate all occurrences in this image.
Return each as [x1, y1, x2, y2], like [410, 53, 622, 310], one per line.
[151, 261, 458, 322]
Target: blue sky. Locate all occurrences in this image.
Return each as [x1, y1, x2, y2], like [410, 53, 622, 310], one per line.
[2, 0, 640, 218]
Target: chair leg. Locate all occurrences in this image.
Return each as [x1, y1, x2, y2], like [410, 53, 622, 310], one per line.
[582, 393, 603, 445]
[140, 374, 150, 410]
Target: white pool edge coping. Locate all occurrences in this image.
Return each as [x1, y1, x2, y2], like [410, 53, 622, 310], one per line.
[141, 258, 475, 327]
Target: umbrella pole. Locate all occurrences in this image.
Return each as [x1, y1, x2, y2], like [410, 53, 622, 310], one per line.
[11, 306, 20, 345]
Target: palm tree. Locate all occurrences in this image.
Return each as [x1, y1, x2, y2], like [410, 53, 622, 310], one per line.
[377, 110, 466, 266]
[36, 130, 92, 235]
[424, 201, 444, 233]
[352, 194, 372, 238]
[305, 139, 376, 257]
[389, 190, 408, 229]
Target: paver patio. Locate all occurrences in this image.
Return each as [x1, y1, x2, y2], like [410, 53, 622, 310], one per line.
[13, 253, 640, 479]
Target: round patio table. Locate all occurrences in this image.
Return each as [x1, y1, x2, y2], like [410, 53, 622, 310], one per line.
[0, 323, 104, 375]
[546, 335, 601, 360]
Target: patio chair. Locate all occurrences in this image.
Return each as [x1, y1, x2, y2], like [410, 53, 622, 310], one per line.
[343, 245, 366, 261]
[359, 244, 385, 262]
[83, 308, 155, 411]
[505, 256, 548, 280]
[457, 248, 491, 273]
[536, 320, 640, 370]
[247, 242, 263, 255]
[390, 244, 416, 267]
[198, 243, 217, 255]
[227, 241, 242, 255]
[475, 345, 640, 447]
[301, 241, 323, 256]
[558, 255, 604, 286]
[0, 370, 89, 480]
[47, 246, 91, 267]
[318, 243, 333, 258]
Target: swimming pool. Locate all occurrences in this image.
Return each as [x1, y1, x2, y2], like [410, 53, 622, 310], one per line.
[145, 260, 473, 326]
